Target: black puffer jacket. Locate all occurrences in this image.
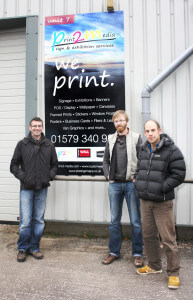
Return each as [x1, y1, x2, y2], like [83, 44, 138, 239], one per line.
[135, 134, 186, 202]
[10, 133, 58, 190]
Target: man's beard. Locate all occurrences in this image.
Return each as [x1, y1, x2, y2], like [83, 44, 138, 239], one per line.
[116, 124, 127, 133]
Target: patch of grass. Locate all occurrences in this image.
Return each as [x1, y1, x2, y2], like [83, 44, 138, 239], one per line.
[122, 235, 131, 241]
[80, 231, 97, 239]
[43, 231, 65, 238]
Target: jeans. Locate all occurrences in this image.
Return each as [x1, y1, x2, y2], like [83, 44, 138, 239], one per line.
[141, 199, 179, 276]
[17, 188, 48, 252]
[108, 182, 143, 257]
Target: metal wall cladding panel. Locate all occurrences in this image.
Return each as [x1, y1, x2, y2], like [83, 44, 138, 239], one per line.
[1, 0, 193, 224]
[0, 214, 19, 221]
[0, 27, 25, 221]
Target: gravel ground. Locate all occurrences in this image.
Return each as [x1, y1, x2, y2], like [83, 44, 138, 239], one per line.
[0, 224, 192, 300]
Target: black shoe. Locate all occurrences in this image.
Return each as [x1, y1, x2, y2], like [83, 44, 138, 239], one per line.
[17, 250, 27, 262]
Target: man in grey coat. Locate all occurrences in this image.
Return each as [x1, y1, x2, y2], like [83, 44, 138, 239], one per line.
[102, 110, 143, 267]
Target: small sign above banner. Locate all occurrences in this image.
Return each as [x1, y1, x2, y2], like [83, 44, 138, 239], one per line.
[45, 15, 75, 26]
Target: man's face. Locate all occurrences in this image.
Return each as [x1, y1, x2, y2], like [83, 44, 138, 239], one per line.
[144, 121, 161, 146]
[29, 121, 43, 140]
[113, 114, 128, 134]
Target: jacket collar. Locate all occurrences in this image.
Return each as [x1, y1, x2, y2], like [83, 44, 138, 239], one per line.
[23, 132, 46, 145]
[141, 133, 173, 152]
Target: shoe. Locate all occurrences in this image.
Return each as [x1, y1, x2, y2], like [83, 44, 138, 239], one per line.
[137, 265, 162, 275]
[102, 254, 119, 265]
[17, 250, 27, 262]
[29, 251, 44, 260]
[134, 256, 143, 267]
[168, 276, 180, 289]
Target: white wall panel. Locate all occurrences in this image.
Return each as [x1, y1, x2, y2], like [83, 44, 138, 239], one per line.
[0, 0, 193, 225]
[54, 0, 66, 16]
[93, 182, 109, 222]
[17, 0, 28, 15]
[64, 0, 79, 15]
[121, 1, 130, 122]
[131, 0, 144, 132]
[0, 1, 4, 17]
[53, 181, 69, 220]
[0, 27, 25, 221]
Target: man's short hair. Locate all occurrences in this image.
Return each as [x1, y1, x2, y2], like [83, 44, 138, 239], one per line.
[29, 117, 43, 126]
[144, 120, 160, 130]
[112, 110, 129, 122]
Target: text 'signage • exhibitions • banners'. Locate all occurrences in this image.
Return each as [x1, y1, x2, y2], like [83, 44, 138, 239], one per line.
[45, 11, 125, 176]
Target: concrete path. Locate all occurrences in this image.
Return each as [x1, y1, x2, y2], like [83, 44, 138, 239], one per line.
[0, 224, 192, 300]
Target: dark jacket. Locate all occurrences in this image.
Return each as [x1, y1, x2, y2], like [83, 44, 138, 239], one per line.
[10, 132, 58, 190]
[135, 134, 186, 202]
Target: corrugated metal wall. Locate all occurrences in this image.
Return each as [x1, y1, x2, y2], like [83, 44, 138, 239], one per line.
[0, 0, 193, 225]
[0, 27, 26, 221]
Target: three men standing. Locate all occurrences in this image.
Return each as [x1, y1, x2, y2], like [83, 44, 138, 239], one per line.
[135, 120, 186, 289]
[102, 110, 143, 267]
[10, 117, 58, 262]
[10, 114, 186, 291]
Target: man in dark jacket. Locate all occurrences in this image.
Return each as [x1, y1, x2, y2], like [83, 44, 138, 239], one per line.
[135, 120, 186, 290]
[10, 117, 58, 262]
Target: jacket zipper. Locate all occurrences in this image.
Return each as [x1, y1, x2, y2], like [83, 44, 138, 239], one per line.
[147, 153, 154, 175]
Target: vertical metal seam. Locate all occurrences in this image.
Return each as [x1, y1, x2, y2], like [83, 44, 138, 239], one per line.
[170, 0, 176, 147]
[156, 0, 163, 125]
[76, 0, 80, 14]
[142, 0, 147, 84]
[65, 182, 69, 220]
[77, 182, 81, 221]
[15, 0, 19, 16]
[184, 0, 191, 224]
[89, 0, 93, 13]
[102, 0, 105, 12]
[52, 181, 56, 220]
[3, 0, 7, 16]
[38, 0, 44, 119]
[63, 0, 67, 14]
[52, 0, 55, 16]
[25, 16, 38, 133]
[90, 182, 94, 222]
[129, 0, 133, 128]
[104, 182, 108, 222]
[27, 0, 31, 15]
[117, 0, 120, 11]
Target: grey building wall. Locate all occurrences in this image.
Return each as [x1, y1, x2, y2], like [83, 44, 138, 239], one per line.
[0, 0, 192, 225]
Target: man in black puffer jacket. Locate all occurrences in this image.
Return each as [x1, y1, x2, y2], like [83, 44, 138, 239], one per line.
[10, 117, 58, 263]
[135, 120, 186, 290]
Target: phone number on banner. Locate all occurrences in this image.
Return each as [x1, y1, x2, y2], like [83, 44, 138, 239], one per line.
[51, 134, 108, 144]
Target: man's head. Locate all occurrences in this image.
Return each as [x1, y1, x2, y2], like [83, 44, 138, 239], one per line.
[112, 110, 128, 134]
[144, 120, 162, 148]
[29, 117, 44, 140]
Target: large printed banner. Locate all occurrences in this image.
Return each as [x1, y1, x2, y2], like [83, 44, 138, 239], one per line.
[45, 11, 125, 176]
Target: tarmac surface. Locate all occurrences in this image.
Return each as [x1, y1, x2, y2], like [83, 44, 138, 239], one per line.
[0, 224, 193, 300]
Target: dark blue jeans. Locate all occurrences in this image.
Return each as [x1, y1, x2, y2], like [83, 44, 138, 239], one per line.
[17, 188, 48, 252]
[108, 182, 143, 257]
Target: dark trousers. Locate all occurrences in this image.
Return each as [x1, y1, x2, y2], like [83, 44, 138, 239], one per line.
[141, 199, 179, 276]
